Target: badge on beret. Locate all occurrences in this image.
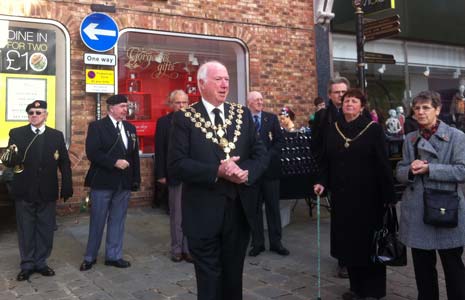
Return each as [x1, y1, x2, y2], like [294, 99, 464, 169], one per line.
[54, 150, 59, 160]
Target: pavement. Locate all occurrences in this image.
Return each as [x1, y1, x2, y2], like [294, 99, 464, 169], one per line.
[0, 200, 449, 300]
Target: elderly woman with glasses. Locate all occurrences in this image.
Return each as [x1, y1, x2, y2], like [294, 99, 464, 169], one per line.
[396, 91, 465, 300]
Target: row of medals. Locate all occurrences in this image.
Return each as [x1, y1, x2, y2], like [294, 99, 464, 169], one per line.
[184, 103, 244, 159]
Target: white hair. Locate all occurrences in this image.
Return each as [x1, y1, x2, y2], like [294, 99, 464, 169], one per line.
[197, 60, 226, 83]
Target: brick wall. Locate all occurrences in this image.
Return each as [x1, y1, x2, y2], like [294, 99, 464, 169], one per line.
[0, 0, 317, 212]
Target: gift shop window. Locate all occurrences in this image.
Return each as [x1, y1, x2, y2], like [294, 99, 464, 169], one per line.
[116, 29, 249, 155]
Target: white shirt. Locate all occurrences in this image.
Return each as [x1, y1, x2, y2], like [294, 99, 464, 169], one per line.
[109, 115, 128, 149]
[202, 98, 225, 125]
[30, 124, 45, 134]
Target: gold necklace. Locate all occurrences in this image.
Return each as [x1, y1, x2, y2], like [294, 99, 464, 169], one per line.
[335, 121, 374, 148]
[183, 103, 244, 159]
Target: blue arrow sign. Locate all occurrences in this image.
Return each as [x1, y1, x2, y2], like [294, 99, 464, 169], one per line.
[80, 13, 119, 52]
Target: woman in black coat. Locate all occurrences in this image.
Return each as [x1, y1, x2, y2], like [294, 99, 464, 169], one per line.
[314, 88, 395, 300]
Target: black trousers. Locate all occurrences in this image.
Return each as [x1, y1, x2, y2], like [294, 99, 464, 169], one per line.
[15, 199, 56, 271]
[412, 247, 465, 300]
[347, 264, 386, 298]
[251, 179, 282, 248]
[187, 196, 250, 300]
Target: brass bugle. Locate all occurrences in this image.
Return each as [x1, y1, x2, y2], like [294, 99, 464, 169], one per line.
[0, 144, 18, 165]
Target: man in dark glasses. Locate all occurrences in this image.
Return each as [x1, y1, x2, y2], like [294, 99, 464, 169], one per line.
[5, 100, 73, 282]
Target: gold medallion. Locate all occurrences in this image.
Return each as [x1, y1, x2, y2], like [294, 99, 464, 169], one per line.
[206, 132, 213, 139]
[217, 128, 225, 137]
[185, 112, 192, 117]
[224, 147, 231, 154]
[190, 117, 196, 122]
[54, 150, 59, 160]
[201, 128, 207, 133]
[229, 142, 236, 149]
[225, 119, 232, 125]
[237, 119, 242, 125]
[344, 141, 350, 148]
[194, 113, 201, 118]
[236, 125, 241, 130]
[212, 138, 218, 143]
[195, 122, 201, 128]
[238, 108, 244, 113]
[205, 121, 211, 128]
[235, 130, 241, 136]
[220, 138, 229, 148]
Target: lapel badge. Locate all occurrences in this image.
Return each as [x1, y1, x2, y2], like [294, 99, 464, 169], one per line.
[268, 131, 273, 141]
[54, 150, 59, 160]
[442, 134, 449, 141]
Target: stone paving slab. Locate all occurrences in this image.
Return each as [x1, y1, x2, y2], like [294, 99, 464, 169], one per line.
[0, 201, 450, 299]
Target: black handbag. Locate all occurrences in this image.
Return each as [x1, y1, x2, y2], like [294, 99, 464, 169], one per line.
[422, 183, 459, 228]
[414, 138, 460, 228]
[372, 205, 407, 266]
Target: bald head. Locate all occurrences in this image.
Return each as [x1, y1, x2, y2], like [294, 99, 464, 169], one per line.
[247, 91, 264, 114]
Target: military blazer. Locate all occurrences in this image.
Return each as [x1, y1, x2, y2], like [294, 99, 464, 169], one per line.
[257, 111, 284, 179]
[168, 101, 268, 238]
[85, 116, 141, 190]
[7, 125, 72, 202]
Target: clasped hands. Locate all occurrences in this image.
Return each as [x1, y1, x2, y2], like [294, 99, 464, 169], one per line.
[115, 159, 130, 170]
[217, 156, 248, 184]
[410, 159, 429, 175]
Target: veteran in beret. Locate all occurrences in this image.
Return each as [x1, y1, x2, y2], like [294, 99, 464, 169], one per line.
[80, 94, 141, 271]
[4, 100, 73, 281]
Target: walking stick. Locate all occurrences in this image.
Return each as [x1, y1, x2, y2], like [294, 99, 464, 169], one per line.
[317, 194, 322, 300]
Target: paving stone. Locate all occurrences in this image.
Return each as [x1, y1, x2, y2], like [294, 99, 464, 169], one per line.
[132, 289, 167, 300]
[37, 289, 71, 299]
[171, 292, 197, 300]
[253, 286, 290, 298]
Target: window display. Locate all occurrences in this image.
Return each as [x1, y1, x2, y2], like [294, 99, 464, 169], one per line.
[117, 30, 248, 154]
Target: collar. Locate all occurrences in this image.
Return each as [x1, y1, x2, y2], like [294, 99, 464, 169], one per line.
[419, 120, 440, 141]
[251, 111, 262, 119]
[202, 98, 225, 115]
[30, 124, 45, 134]
[108, 115, 123, 128]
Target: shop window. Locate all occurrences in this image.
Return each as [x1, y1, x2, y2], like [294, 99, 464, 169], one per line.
[0, 17, 70, 146]
[116, 29, 248, 154]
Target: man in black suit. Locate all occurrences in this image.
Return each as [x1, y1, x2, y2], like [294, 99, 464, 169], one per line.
[168, 61, 268, 300]
[5, 100, 73, 281]
[80, 94, 140, 271]
[154, 89, 192, 263]
[247, 91, 289, 257]
[311, 77, 350, 278]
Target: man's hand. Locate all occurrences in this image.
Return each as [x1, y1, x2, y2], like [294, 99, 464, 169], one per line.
[115, 159, 130, 170]
[217, 156, 249, 184]
[157, 178, 167, 184]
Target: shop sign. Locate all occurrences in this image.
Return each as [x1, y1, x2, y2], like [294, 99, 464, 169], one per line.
[85, 69, 114, 93]
[80, 13, 119, 52]
[1, 27, 56, 75]
[84, 53, 116, 66]
[125, 47, 181, 79]
[365, 51, 396, 64]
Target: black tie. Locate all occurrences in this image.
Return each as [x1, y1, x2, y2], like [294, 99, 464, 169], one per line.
[35, 128, 40, 135]
[213, 108, 223, 127]
[253, 115, 260, 132]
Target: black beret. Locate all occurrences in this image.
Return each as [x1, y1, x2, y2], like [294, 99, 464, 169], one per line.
[106, 94, 128, 105]
[26, 100, 47, 112]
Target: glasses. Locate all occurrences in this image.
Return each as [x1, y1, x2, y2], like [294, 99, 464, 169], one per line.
[413, 105, 434, 111]
[27, 110, 43, 116]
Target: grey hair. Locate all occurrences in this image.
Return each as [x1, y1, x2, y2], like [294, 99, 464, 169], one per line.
[412, 90, 442, 109]
[327, 77, 350, 94]
[197, 60, 226, 83]
[168, 89, 188, 103]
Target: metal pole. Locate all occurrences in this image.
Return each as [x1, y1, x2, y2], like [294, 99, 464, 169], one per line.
[96, 93, 101, 120]
[355, 5, 366, 94]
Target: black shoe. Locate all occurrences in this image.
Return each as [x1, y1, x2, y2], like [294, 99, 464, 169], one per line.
[270, 244, 290, 256]
[79, 259, 97, 271]
[337, 265, 349, 278]
[170, 254, 183, 263]
[248, 245, 265, 257]
[35, 266, 55, 277]
[16, 269, 33, 281]
[104, 259, 131, 268]
[182, 253, 194, 263]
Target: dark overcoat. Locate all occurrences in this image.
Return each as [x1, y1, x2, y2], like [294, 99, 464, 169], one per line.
[257, 111, 284, 179]
[168, 101, 268, 238]
[316, 116, 395, 266]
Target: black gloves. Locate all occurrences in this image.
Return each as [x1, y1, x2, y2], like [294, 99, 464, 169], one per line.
[131, 182, 140, 192]
[61, 187, 73, 202]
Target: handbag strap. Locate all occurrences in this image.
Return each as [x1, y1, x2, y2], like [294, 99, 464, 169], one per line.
[384, 205, 399, 233]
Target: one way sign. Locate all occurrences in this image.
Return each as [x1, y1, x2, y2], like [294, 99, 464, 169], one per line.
[80, 13, 119, 52]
